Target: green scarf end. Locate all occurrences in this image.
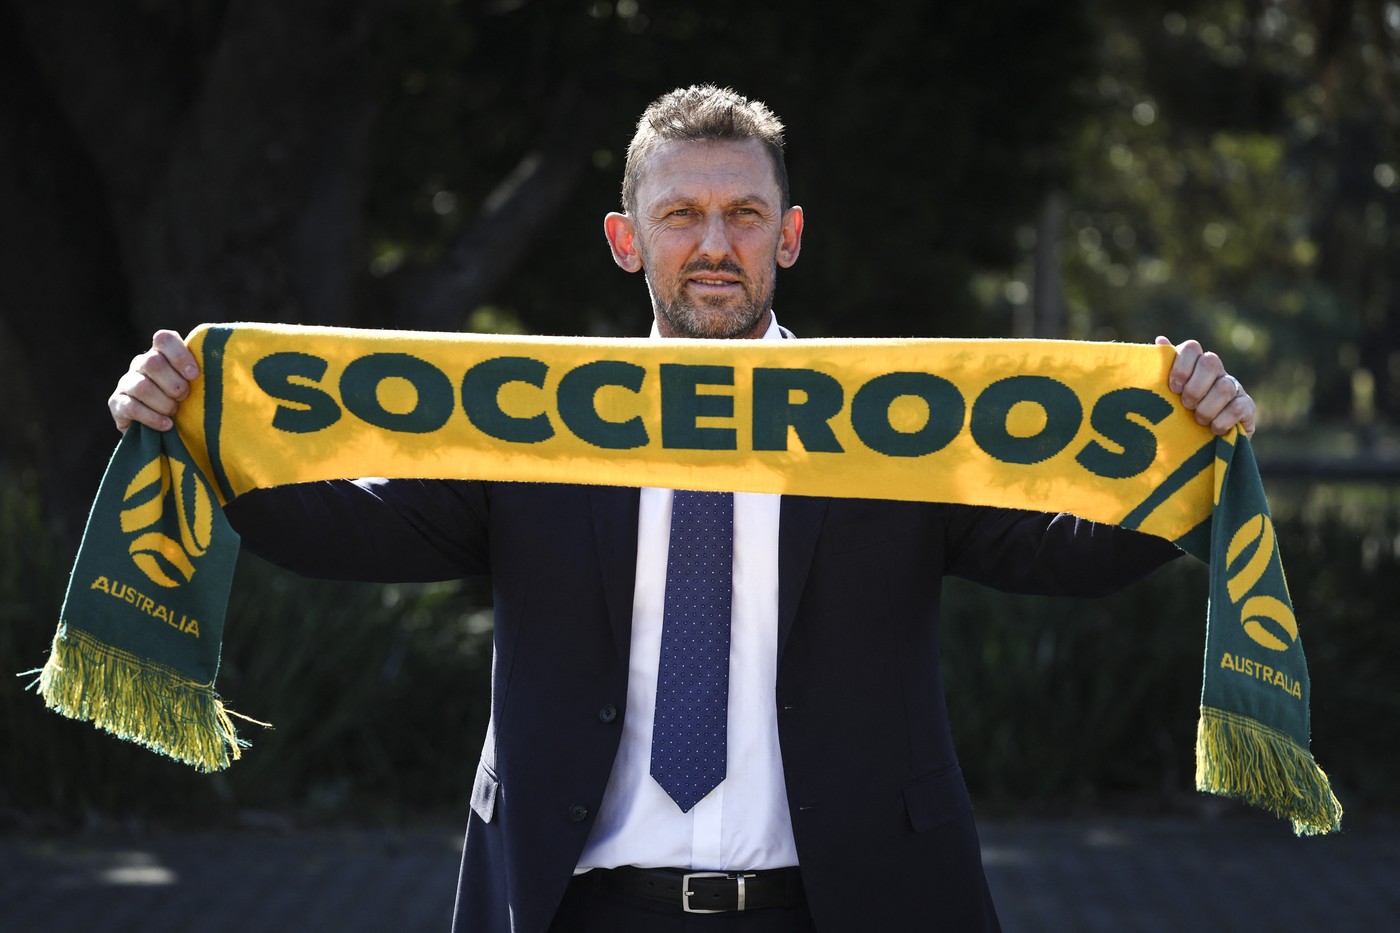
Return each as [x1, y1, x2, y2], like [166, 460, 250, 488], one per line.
[1195, 706, 1342, 836]
[34, 624, 248, 772]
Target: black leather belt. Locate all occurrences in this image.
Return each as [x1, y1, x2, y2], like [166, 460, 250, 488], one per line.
[590, 865, 805, 913]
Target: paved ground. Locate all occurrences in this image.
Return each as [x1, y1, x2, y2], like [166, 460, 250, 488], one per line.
[2, 811, 1396, 931]
[977, 814, 1400, 931]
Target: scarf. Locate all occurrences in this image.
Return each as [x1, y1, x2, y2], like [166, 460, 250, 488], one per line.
[33, 323, 1341, 835]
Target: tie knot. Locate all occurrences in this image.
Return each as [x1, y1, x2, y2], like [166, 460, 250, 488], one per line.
[672, 488, 732, 518]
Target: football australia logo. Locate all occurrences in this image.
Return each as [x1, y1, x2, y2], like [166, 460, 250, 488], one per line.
[118, 451, 215, 588]
[1225, 513, 1298, 652]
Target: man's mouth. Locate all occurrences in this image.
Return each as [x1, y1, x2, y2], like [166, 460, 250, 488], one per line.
[682, 259, 746, 292]
[686, 268, 745, 290]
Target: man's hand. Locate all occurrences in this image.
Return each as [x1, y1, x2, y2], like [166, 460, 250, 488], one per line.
[1156, 335, 1256, 438]
[109, 330, 200, 434]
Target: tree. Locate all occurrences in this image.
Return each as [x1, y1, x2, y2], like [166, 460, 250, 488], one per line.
[2, 0, 1258, 534]
[998, 0, 1400, 431]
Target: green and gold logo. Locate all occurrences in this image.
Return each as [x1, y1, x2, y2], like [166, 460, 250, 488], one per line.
[118, 452, 215, 588]
[1225, 513, 1297, 652]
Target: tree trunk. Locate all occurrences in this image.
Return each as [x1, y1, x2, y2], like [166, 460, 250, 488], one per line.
[2, 0, 386, 534]
[1026, 189, 1066, 339]
[395, 77, 610, 332]
[0, 0, 135, 538]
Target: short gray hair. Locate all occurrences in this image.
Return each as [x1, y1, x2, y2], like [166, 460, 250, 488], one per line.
[621, 85, 789, 215]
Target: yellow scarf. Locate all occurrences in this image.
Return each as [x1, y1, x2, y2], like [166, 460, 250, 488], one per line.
[35, 323, 1341, 835]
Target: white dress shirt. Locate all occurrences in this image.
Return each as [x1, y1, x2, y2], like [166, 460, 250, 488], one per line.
[575, 314, 799, 872]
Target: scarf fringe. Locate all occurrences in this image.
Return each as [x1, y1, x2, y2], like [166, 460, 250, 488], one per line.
[33, 623, 247, 772]
[1196, 705, 1342, 836]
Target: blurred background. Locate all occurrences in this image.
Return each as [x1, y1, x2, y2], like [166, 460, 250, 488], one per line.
[2, 0, 1398, 853]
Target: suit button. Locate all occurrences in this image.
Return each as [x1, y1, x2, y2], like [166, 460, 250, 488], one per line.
[598, 705, 617, 723]
[569, 804, 589, 822]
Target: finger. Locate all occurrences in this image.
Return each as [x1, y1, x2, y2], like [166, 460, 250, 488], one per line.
[1191, 373, 1242, 427]
[151, 329, 199, 381]
[110, 398, 173, 433]
[132, 345, 195, 404]
[1155, 335, 1186, 393]
[1207, 390, 1257, 437]
[109, 379, 176, 433]
[111, 368, 181, 431]
[1159, 337, 1200, 396]
[127, 365, 188, 415]
[1177, 347, 1225, 411]
[109, 329, 195, 434]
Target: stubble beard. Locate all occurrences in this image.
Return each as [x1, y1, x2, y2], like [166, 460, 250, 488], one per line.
[648, 259, 777, 339]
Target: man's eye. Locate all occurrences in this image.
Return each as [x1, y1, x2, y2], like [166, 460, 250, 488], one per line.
[669, 208, 693, 217]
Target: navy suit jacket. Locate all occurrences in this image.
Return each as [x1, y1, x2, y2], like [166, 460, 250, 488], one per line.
[227, 478, 1180, 932]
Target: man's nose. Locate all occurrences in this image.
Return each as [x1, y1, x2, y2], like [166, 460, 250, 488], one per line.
[697, 213, 732, 260]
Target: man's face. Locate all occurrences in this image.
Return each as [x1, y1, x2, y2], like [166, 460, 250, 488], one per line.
[605, 139, 803, 339]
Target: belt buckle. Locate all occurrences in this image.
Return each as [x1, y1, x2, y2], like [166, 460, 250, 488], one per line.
[682, 871, 755, 913]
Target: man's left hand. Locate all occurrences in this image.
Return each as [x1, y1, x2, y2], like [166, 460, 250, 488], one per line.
[1156, 336, 1256, 438]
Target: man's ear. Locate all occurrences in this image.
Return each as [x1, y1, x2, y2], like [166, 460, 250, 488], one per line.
[604, 212, 643, 272]
[777, 205, 804, 269]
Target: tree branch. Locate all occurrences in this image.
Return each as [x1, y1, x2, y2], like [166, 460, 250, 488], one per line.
[394, 77, 610, 331]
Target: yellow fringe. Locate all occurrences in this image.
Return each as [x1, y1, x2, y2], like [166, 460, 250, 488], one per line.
[34, 624, 248, 772]
[1196, 706, 1342, 836]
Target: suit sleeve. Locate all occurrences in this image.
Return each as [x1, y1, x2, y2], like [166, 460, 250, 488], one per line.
[938, 505, 1182, 598]
[222, 478, 490, 583]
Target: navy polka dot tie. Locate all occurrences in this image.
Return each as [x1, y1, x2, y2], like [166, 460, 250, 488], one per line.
[650, 489, 734, 812]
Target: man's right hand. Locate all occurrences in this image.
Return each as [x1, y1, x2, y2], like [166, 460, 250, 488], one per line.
[109, 330, 200, 434]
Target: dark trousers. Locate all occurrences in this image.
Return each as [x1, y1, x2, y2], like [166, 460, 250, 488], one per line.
[548, 871, 819, 933]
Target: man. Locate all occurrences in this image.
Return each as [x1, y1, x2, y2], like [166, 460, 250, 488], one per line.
[110, 86, 1256, 932]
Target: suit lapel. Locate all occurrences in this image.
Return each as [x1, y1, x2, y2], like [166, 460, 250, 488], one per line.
[777, 495, 829, 659]
[590, 485, 641, 663]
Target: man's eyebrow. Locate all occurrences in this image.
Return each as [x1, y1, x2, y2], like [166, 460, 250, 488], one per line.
[650, 192, 775, 211]
[651, 192, 701, 209]
[727, 193, 775, 209]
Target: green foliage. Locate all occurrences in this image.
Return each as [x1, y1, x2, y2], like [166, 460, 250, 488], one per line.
[1264, 479, 1400, 810]
[2, 467, 493, 828]
[209, 559, 494, 821]
[5, 0, 1399, 826]
[970, 0, 1400, 425]
[8, 465, 1397, 824]
[941, 478, 1400, 815]
[941, 560, 1208, 811]
[360, 0, 1102, 339]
